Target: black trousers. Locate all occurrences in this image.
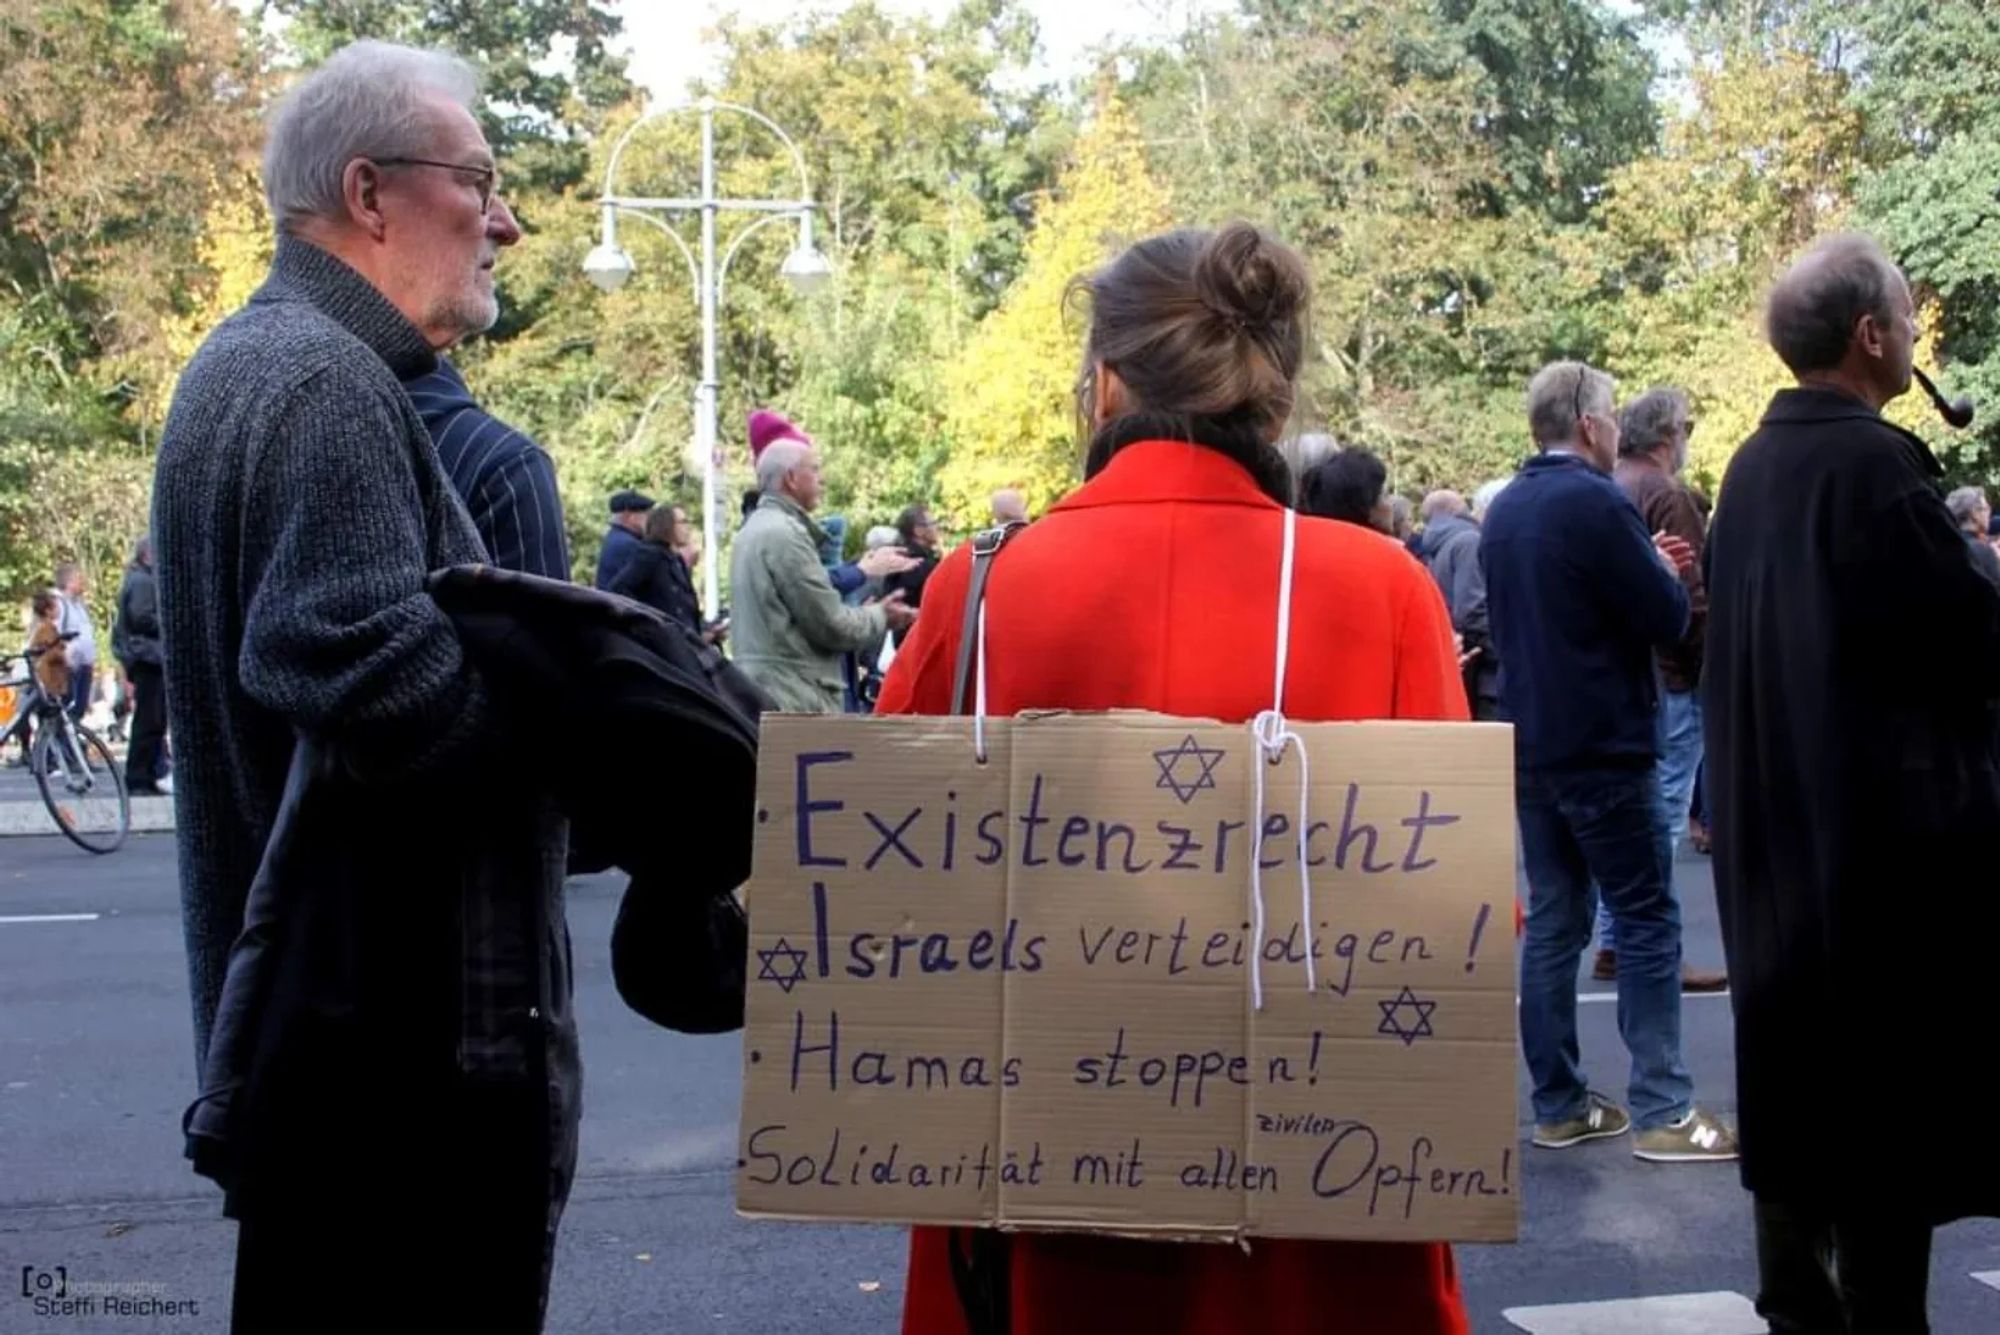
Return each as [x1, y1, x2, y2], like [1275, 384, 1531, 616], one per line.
[1755, 1197, 1934, 1334]
[126, 663, 166, 786]
[228, 1081, 556, 1333]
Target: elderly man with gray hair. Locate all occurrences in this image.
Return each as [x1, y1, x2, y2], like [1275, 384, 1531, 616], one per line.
[1705, 233, 2000, 1331]
[1481, 360, 1737, 1167]
[730, 431, 915, 711]
[153, 40, 574, 1329]
[1945, 485, 2000, 588]
[1592, 388, 1728, 991]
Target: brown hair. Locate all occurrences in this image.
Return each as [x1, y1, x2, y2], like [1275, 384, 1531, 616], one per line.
[642, 504, 679, 545]
[1073, 221, 1311, 502]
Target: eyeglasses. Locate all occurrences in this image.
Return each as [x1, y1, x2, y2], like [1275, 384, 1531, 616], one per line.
[372, 157, 499, 212]
[1572, 367, 1598, 432]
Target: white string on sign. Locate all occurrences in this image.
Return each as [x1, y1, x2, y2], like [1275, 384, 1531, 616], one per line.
[1248, 506, 1315, 1011]
[973, 597, 991, 764]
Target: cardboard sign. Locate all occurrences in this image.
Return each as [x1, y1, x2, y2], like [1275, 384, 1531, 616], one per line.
[736, 712, 1518, 1243]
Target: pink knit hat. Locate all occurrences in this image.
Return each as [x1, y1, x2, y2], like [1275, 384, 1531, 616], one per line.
[747, 408, 812, 461]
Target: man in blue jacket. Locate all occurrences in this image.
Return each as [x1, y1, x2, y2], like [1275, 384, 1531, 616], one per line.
[594, 488, 653, 590]
[1482, 360, 1737, 1165]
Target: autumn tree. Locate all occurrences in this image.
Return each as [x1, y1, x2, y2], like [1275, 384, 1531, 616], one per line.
[1121, 0, 1660, 493]
[262, 0, 632, 191]
[1588, 40, 1861, 488]
[680, 0, 1062, 535]
[10, 0, 1996, 609]
[460, 0, 1061, 575]
[935, 93, 1172, 522]
[0, 0, 260, 610]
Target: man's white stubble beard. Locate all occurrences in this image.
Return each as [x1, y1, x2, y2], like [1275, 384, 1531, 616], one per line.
[430, 287, 500, 345]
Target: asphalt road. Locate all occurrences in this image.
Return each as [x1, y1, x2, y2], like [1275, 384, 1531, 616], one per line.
[1, 833, 1994, 1333]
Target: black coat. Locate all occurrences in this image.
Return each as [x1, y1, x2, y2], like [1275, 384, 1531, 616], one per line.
[1704, 387, 2000, 1221]
[113, 560, 163, 669]
[430, 565, 763, 887]
[183, 737, 576, 1226]
[607, 540, 702, 636]
[186, 569, 764, 1220]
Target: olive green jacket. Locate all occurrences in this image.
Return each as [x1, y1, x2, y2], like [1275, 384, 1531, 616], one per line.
[728, 493, 885, 712]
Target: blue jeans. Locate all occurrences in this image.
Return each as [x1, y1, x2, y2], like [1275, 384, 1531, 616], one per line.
[1519, 764, 1692, 1130]
[1597, 688, 1703, 948]
[68, 664, 93, 720]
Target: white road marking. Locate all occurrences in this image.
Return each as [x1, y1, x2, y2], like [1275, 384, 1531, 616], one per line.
[0, 912, 100, 924]
[1973, 1270, 2000, 1292]
[1504, 1290, 1766, 1333]
[1578, 989, 1729, 1004]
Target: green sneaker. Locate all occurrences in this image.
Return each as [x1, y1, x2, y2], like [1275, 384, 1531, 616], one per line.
[1633, 1107, 1740, 1163]
[1533, 1092, 1631, 1149]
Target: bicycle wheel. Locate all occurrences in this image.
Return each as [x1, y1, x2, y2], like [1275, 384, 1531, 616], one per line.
[33, 719, 129, 854]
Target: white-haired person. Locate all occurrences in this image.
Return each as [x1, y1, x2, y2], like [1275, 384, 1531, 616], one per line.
[729, 431, 915, 712]
[154, 40, 575, 1329]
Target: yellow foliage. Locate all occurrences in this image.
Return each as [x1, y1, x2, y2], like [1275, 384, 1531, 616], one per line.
[936, 95, 1173, 524]
[1660, 314, 1793, 496]
[152, 176, 273, 427]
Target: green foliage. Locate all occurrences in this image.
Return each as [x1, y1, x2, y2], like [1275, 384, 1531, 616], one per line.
[1586, 41, 1861, 491]
[453, 0, 1062, 579]
[1121, 0, 1656, 492]
[0, 0, 260, 621]
[263, 0, 632, 189]
[10, 0, 2000, 619]
[1847, 1, 2000, 483]
[1441, 0, 1660, 224]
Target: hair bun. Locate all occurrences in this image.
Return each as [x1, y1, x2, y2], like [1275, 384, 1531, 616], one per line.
[1193, 220, 1310, 338]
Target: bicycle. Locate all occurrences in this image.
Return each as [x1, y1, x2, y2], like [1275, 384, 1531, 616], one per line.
[1, 635, 129, 854]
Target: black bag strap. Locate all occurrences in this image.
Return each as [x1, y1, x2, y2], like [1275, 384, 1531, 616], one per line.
[949, 522, 1027, 717]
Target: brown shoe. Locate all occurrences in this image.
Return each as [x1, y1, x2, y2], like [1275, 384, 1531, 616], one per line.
[1681, 963, 1728, 992]
[1591, 948, 1617, 981]
[1689, 818, 1711, 855]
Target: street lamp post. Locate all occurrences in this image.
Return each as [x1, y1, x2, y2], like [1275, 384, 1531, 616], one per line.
[583, 98, 832, 615]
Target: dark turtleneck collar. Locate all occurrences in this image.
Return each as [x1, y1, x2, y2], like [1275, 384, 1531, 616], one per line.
[255, 234, 438, 380]
[1084, 410, 1292, 505]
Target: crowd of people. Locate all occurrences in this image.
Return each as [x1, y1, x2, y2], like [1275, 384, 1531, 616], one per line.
[582, 403, 1038, 717]
[116, 34, 1997, 1335]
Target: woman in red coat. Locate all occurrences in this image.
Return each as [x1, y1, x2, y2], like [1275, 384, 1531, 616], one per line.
[876, 222, 1472, 1335]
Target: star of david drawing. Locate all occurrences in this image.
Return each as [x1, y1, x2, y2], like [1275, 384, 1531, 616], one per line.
[1153, 735, 1226, 805]
[1377, 987, 1438, 1047]
[755, 937, 810, 994]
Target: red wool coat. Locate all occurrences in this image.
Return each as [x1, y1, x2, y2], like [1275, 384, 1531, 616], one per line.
[876, 439, 1472, 1335]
